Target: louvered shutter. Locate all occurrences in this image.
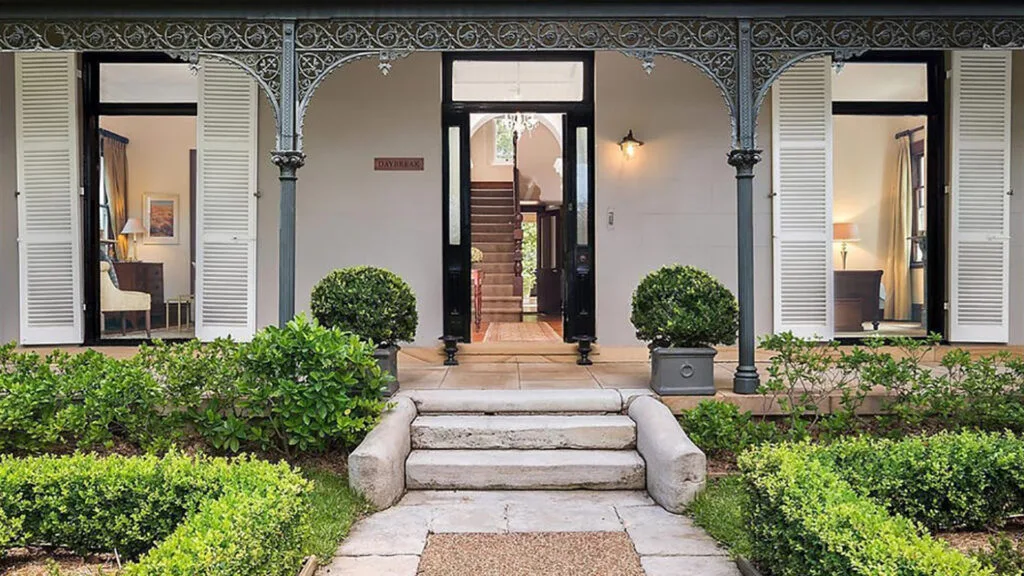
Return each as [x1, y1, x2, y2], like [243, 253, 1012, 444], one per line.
[195, 57, 258, 341]
[771, 56, 834, 339]
[15, 53, 82, 345]
[950, 51, 1011, 343]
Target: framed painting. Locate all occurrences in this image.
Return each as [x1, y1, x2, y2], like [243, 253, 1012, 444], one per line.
[143, 193, 179, 244]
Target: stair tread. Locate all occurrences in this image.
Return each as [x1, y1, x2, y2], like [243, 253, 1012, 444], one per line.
[411, 415, 636, 450]
[400, 389, 624, 413]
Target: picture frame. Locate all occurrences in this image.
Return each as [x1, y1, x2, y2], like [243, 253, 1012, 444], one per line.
[143, 193, 179, 245]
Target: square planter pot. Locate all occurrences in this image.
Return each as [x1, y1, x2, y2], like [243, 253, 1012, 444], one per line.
[650, 347, 717, 396]
[373, 345, 400, 397]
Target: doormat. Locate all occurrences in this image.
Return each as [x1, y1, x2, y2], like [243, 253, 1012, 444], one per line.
[482, 322, 561, 343]
[417, 532, 644, 576]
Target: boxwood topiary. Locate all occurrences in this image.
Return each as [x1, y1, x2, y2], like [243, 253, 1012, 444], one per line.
[310, 266, 418, 347]
[630, 265, 738, 349]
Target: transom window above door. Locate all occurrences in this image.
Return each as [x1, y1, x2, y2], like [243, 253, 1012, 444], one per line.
[451, 60, 584, 102]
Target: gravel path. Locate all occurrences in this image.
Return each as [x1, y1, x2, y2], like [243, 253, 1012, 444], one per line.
[418, 532, 644, 576]
[318, 491, 740, 576]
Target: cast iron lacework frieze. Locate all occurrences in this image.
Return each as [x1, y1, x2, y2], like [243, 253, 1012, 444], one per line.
[748, 18, 1024, 111]
[0, 20, 284, 118]
[293, 19, 738, 139]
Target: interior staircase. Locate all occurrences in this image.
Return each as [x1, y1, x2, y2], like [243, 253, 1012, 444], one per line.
[471, 181, 523, 323]
[404, 390, 645, 490]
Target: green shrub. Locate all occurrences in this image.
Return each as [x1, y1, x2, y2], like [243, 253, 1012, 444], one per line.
[230, 314, 391, 454]
[678, 401, 780, 457]
[0, 451, 310, 576]
[310, 266, 418, 347]
[0, 345, 173, 453]
[739, 442, 991, 576]
[630, 265, 738, 348]
[817, 432, 1024, 531]
[1, 316, 390, 456]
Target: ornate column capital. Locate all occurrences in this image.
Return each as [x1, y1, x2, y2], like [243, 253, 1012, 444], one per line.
[271, 150, 306, 169]
[727, 148, 762, 170]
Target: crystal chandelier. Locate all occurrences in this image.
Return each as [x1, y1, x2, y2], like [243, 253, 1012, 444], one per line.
[500, 112, 539, 137]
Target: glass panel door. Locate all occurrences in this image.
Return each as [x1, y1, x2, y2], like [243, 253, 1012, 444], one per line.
[562, 111, 595, 342]
[442, 112, 472, 340]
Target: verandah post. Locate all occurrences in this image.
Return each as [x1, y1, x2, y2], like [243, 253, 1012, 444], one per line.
[731, 19, 761, 394]
[272, 20, 305, 326]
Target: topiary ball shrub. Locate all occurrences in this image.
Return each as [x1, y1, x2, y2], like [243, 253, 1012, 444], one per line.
[311, 266, 418, 347]
[631, 265, 738, 349]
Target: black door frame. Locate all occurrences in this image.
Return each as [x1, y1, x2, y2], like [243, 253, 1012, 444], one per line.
[830, 50, 946, 342]
[81, 52, 198, 345]
[440, 52, 596, 351]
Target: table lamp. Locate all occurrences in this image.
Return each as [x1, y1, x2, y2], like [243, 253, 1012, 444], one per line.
[833, 222, 860, 270]
[121, 217, 145, 262]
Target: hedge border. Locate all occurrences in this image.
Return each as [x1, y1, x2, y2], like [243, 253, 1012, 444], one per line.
[738, 435, 1002, 576]
[0, 452, 311, 576]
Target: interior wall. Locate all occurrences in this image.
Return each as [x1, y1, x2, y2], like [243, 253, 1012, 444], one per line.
[256, 53, 443, 346]
[594, 52, 773, 346]
[832, 115, 925, 273]
[469, 117, 562, 203]
[469, 119, 513, 182]
[98, 115, 196, 301]
[0, 54, 17, 344]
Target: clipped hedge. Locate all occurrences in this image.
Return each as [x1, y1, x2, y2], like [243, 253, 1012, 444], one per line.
[738, 435, 1009, 576]
[818, 432, 1024, 531]
[0, 452, 310, 575]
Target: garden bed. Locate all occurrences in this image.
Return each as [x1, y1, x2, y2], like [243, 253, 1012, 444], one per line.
[1, 548, 121, 575]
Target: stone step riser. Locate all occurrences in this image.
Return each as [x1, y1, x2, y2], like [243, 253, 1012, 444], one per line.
[411, 415, 637, 450]
[406, 449, 646, 490]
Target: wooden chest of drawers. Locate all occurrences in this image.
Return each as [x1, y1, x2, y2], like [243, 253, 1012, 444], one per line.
[113, 262, 165, 330]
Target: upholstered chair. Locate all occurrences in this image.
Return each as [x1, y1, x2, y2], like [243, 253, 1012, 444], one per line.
[99, 261, 151, 337]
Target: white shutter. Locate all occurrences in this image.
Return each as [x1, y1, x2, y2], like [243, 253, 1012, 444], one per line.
[771, 56, 834, 339]
[15, 53, 82, 345]
[950, 51, 1011, 343]
[195, 57, 258, 341]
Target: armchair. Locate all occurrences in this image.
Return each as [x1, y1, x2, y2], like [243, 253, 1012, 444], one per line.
[100, 261, 151, 337]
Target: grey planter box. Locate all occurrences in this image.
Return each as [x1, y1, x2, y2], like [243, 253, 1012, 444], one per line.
[650, 347, 717, 396]
[373, 345, 400, 397]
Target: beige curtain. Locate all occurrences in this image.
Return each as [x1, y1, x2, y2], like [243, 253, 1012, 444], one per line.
[885, 137, 913, 320]
[102, 136, 129, 261]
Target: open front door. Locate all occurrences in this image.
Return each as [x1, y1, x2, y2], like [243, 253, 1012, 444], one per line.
[562, 111, 596, 344]
[442, 111, 472, 341]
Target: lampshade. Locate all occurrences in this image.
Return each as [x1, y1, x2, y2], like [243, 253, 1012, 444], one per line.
[833, 222, 860, 242]
[121, 217, 145, 235]
[618, 129, 644, 159]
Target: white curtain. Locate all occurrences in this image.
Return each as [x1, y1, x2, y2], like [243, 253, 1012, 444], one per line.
[885, 138, 913, 320]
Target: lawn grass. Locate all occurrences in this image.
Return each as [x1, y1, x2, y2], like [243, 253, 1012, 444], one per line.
[300, 467, 372, 563]
[688, 475, 751, 559]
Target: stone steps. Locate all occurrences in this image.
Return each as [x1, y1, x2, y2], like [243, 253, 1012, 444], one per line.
[411, 415, 636, 450]
[405, 449, 646, 490]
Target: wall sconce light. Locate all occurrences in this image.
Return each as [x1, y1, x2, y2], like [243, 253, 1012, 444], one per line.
[618, 130, 644, 160]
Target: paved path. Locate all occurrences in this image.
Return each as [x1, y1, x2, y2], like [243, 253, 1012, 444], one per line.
[319, 491, 740, 576]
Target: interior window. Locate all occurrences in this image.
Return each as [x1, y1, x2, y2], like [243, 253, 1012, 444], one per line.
[494, 121, 514, 164]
